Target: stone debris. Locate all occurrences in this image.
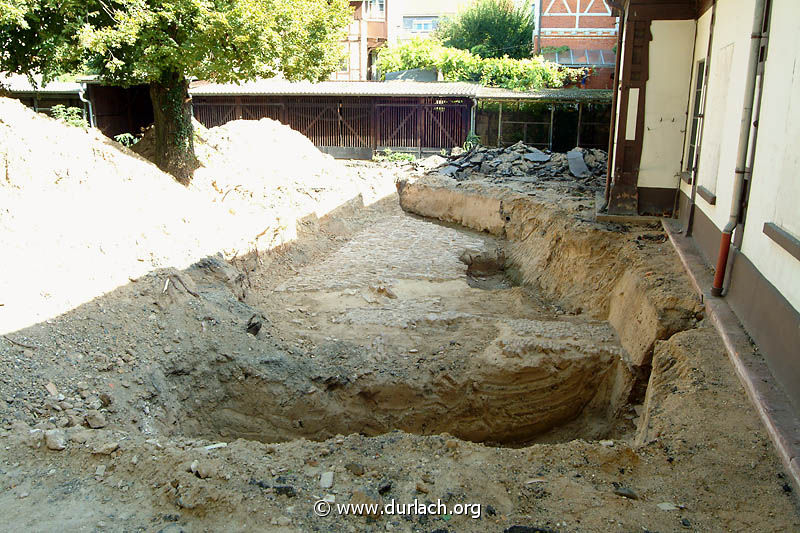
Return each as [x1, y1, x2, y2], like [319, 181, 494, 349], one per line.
[84, 410, 107, 429]
[613, 485, 639, 500]
[425, 141, 607, 191]
[44, 429, 66, 451]
[567, 149, 591, 178]
[319, 471, 334, 489]
[657, 502, 680, 511]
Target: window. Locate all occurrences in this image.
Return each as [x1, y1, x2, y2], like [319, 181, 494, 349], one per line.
[686, 59, 706, 172]
[365, 0, 385, 19]
[402, 16, 439, 33]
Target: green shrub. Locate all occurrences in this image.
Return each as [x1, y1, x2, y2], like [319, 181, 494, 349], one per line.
[373, 148, 415, 162]
[376, 39, 582, 91]
[50, 104, 88, 129]
[436, 0, 534, 60]
[114, 132, 139, 147]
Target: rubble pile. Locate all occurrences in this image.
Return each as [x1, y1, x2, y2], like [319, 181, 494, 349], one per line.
[428, 141, 608, 191]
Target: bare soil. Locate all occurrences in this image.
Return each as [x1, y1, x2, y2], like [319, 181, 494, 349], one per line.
[0, 98, 797, 532]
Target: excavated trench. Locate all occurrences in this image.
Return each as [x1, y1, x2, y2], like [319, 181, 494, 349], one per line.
[159, 197, 670, 448]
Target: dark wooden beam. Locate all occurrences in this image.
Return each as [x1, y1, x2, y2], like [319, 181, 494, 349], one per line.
[628, 1, 696, 20]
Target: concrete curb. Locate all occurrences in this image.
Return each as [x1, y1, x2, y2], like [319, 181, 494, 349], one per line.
[663, 219, 800, 495]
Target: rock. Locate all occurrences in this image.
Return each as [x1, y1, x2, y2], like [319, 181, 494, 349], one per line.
[274, 485, 297, 498]
[190, 460, 216, 479]
[320, 471, 334, 489]
[469, 153, 486, 164]
[445, 439, 459, 450]
[415, 481, 429, 494]
[496, 162, 513, 175]
[523, 148, 551, 162]
[599, 440, 614, 447]
[497, 151, 521, 163]
[276, 517, 291, 526]
[25, 429, 44, 449]
[44, 382, 58, 397]
[377, 481, 392, 495]
[438, 165, 459, 176]
[567, 149, 591, 178]
[350, 489, 380, 516]
[246, 315, 263, 336]
[94, 464, 106, 478]
[92, 441, 119, 455]
[450, 146, 465, 157]
[504, 527, 557, 533]
[44, 429, 66, 450]
[613, 485, 639, 500]
[345, 463, 365, 476]
[479, 161, 494, 174]
[657, 502, 679, 511]
[85, 410, 107, 429]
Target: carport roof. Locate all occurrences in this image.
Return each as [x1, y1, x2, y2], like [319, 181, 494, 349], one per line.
[189, 79, 481, 97]
[0, 73, 81, 94]
[189, 79, 613, 102]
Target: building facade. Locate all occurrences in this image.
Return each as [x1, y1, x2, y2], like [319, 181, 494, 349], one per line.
[331, 0, 388, 81]
[605, 0, 800, 472]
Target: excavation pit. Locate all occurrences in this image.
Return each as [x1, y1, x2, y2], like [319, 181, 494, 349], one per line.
[167, 204, 635, 447]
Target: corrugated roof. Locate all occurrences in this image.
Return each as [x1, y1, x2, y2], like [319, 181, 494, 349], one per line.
[0, 73, 82, 94]
[189, 79, 613, 102]
[189, 79, 481, 97]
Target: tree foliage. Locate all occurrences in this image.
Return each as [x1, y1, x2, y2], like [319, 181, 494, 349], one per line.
[436, 0, 534, 60]
[376, 39, 581, 91]
[0, 0, 352, 181]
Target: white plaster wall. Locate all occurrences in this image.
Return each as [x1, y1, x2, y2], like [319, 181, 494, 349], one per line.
[740, 0, 800, 313]
[637, 20, 694, 189]
[693, 0, 756, 228]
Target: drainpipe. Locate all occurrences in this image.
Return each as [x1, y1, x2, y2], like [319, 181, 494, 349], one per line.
[470, 97, 477, 137]
[710, 0, 768, 297]
[78, 83, 95, 128]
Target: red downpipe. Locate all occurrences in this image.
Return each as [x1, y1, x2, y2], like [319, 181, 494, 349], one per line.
[711, 231, 731, 296]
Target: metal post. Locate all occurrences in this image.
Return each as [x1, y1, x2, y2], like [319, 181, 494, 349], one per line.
[548, 103, 554, 150]
[576, 103, 583, 148]
[498, 102, 503, 147]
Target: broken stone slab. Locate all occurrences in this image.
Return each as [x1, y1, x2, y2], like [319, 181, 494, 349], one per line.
[496, 151, 521, 163]
[469, 153, 487, 164]
[567, 149, 591, 178]
[438, 165, 459, 176]
[523, 148, 551, 163]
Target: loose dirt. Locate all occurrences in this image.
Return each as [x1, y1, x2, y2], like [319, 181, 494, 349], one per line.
[0, 97, 797, 532]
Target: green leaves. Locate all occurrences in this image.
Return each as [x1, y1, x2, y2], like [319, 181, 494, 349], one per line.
[376, 38, 581, 92]
[1, 0, 351, 86]
[436, 0, 534, 60]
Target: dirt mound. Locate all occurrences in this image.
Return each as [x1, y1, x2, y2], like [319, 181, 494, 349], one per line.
[0, 97, 394, 335]
[190, 118, 395, 236]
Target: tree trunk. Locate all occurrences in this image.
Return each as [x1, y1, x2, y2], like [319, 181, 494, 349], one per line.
[149, 72, 196, 184]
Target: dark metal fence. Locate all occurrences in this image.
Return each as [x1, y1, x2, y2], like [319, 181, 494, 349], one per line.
[192, 95, 471, 158]
[476, 100, 611, 152]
